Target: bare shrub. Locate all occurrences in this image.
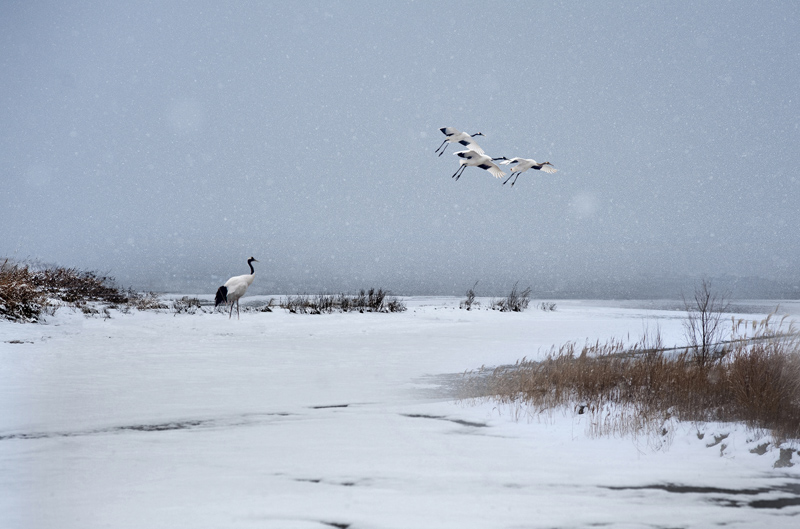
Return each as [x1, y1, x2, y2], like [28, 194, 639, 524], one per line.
[172, 296, 204, 315]
[385, 297, 406, 313]
[128, 292, 167, 311]
[0, 259, 49, 322]
[460, 281, 480, 310]
[366, 288, 386, 311]
[683, 278, 730, 366]
[352, 290, 367, 310]
[492, 283, 531, 312]
[33, 265, 130, 305]
[313, 293, 335, 313]
[337, 292, 352, 312]
[282, 294, 313, 314]
[1, 258, 167, 322]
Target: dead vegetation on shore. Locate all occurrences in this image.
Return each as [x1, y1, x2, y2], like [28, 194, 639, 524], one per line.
[0, 259, 164, 322]
[460, 314, 800, 443]
[1, 259, 408, 321]
[279, 289, 406, 314]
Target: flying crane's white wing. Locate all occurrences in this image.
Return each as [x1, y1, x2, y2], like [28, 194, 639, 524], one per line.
[453, 149, 481, 161]
[479, 163, 506, 179]
[457, 137, 485, 155]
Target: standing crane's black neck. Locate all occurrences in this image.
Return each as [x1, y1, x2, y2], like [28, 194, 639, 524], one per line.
[247, 258, 256, 275]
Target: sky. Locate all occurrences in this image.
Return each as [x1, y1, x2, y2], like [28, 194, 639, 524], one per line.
[1, 1, 798, 297]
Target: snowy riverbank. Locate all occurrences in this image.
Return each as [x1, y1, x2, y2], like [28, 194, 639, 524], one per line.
[2, 298, 799, 528]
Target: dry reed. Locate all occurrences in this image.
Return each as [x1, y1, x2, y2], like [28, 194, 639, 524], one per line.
[462, 314, 800, 441]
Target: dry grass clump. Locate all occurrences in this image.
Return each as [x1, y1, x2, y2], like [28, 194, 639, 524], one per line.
[1, 258, 164, 322]
[463, 315, 800, 442]
[280, 288, 405, 314]
[491, 283, 531, 312]
[460, 282, 549, 312]
[726, 316, 800, 440]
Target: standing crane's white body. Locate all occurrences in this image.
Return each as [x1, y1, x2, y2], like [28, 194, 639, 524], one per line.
[215, 257, 258, 319]
[498, 157, 557, 186]
[451, 149, 506, 180]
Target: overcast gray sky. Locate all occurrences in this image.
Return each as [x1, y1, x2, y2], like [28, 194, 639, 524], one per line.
[2, 1, 798, 297]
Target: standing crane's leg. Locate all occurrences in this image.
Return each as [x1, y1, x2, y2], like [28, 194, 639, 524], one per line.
[435, 139, 448, 156]
[236, 299, 241, 320]
[229, 301, 234, 319]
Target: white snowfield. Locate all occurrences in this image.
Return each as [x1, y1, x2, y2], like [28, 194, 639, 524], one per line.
[1, 297, 799, 528]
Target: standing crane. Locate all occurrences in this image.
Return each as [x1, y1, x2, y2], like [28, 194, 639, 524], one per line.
[214, 257, 258, 319]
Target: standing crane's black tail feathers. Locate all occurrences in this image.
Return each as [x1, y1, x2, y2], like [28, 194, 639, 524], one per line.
[214, 286, 228, 307]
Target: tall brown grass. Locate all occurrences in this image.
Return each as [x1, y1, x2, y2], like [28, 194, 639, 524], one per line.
[461, 314, 800, 441]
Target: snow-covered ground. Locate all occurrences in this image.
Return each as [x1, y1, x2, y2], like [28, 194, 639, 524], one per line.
[1, 298, 799, 528]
